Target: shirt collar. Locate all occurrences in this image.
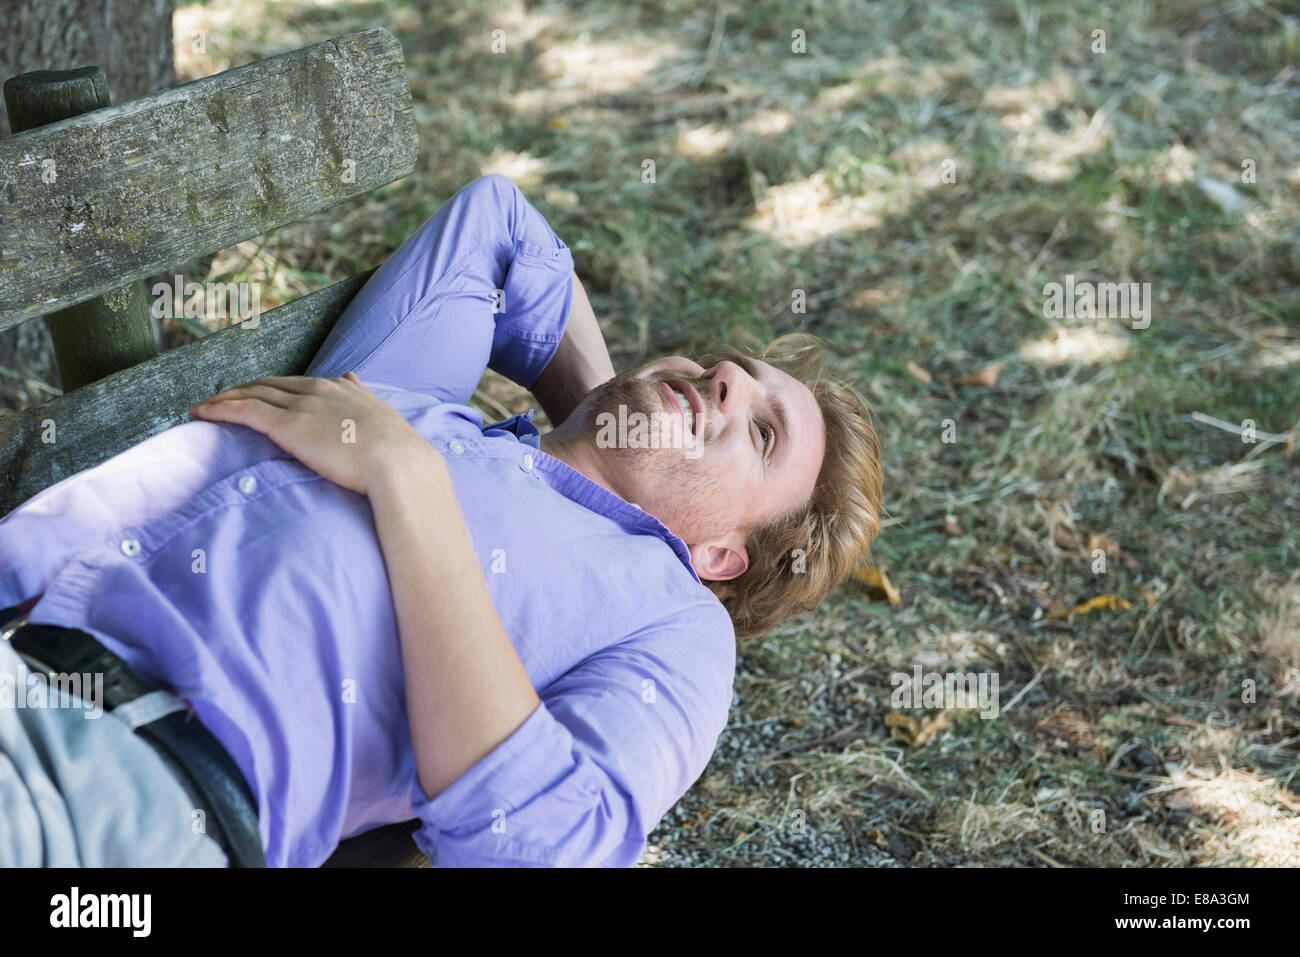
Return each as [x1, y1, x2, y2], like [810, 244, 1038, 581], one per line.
[479, 409, 701, 583]
[481, 408, 541, 449]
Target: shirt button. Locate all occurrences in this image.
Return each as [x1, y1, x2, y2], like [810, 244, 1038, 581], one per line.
[521, 453, 534, 471]
[448, 440, 465, 455]
[120, 539, 141, 557]
[238, 475, 258, 494]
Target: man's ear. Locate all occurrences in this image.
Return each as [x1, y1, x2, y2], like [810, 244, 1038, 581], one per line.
[688, 535, 748, 582]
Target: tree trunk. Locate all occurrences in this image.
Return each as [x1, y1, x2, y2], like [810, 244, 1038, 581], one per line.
[1, 0, 175, 138]
[0, 0, 174, 411]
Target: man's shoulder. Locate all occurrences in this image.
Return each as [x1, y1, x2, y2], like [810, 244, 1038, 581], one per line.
[623, 582, 737, 671]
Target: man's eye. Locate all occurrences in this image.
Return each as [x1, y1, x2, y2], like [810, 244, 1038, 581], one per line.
[757, 422, 772, 449]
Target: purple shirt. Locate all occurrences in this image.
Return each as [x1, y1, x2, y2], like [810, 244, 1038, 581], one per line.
[0, 175, 736, 867]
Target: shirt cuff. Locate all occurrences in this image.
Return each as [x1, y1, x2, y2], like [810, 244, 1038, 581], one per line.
[409, 698, 602, 866]
[488, 237, 575, 392]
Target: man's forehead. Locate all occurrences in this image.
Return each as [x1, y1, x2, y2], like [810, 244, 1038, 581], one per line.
[728, 354, 811, 409]
[744, 355, 795, 388]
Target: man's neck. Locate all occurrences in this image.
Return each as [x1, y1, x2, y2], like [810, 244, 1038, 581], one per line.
[537, 428, 620, 500]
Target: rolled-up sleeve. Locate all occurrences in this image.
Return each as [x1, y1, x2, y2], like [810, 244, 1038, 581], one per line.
[307, 173, 575, 401]
[410, 605, 736, 867]
[488, 236, 574, 391]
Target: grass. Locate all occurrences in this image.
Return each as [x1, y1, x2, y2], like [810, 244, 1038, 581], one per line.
[5, 0, 1298, 866]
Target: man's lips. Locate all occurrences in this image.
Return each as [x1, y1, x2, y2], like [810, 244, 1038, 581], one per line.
[658, 379, 704, 441]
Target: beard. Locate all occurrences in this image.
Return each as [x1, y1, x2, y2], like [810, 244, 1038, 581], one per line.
[576, 367, 734, 545]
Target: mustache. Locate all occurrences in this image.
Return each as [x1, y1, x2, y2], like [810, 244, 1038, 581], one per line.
[600, 370, 705, 401]
[594, 373, 704, 414]
[583, 373, 710, 446]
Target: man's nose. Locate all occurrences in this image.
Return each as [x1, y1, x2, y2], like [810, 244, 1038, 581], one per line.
[705, 360, 756, 428]
[713, 359, 756, 409]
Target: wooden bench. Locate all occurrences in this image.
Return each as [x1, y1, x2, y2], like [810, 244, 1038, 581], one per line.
[0, 28, 431, 867]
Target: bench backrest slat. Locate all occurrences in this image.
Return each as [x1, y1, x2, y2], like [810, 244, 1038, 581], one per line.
[0, 28, 416, 330]
[0, 272, 372, 516]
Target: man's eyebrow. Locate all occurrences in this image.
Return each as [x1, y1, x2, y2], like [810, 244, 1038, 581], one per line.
[733, 355, 791, 468]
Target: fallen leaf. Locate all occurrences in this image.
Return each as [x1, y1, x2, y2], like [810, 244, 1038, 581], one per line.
[1086, 533, 1121, 559]
[1045, 594, 1133, 618]
[942, 514, 961, 536]
[884, 711, 920, 745]
[849, 289, 890, 308]
[681, 806, 709, 829]
[1053, 523, 1082, 550]
[852, 564, 901, 604]
[950, 361, 1005, 387]
[914, 712, 951, 746]
[905, 361, 932, 385]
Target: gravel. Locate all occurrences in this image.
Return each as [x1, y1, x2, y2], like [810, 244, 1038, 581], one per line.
[640, 659, 908, 868]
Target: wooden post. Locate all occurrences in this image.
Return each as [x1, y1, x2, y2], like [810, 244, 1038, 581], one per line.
[3, 67, 157, 392]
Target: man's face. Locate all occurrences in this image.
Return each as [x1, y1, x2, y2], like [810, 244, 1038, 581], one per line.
[545, 354, 826, 581]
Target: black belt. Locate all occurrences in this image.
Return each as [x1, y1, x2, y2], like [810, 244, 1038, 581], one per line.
[1, 607, 266, 867]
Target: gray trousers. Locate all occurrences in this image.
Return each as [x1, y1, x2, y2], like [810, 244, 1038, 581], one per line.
[0, 638, 228, 866]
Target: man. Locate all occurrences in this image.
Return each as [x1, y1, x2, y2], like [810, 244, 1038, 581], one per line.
[0, 174, 882, 867]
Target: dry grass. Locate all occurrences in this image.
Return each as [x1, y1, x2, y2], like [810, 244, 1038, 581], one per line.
[6, 0, 1298, 866]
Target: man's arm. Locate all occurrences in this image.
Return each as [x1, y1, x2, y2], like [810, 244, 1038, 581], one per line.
[528, 271, 615, 427]
[409, 602, 736, 866]
[364, 443, 541, 799]
[185, 372, 732, 866]
[305, 175, 582, 408]
[187, 372, 542, 801]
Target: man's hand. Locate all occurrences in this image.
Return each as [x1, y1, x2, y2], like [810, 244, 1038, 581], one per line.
[187, 371, 431, 495]
[191, 370, 540, 800]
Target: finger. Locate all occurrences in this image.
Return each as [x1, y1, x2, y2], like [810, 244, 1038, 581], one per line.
[192, 384, 297, 410]
[202, 376, 323, 402]
[341, 370, 372, 393]
[243, 375, 328, 394]
[187, 396, 293, 430]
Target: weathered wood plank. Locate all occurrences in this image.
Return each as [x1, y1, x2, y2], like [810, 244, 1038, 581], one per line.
[4, 67, 159, 389]
[0, 28, 417, 330]
[0, 271, 372, 517]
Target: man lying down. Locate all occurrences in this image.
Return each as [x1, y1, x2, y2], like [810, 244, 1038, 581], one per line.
[0, 174, 883, 868]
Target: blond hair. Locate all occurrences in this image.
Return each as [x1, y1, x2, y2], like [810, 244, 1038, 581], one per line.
[696, 333, 883, 639]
